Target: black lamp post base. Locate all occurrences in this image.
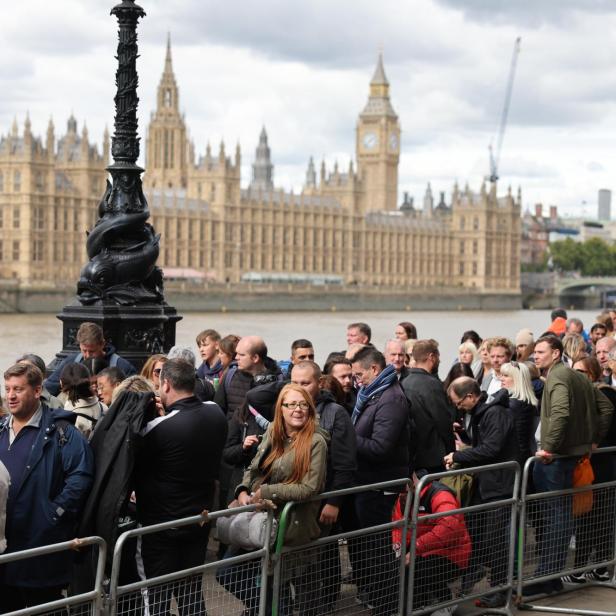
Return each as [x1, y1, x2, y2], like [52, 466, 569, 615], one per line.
[51, 302, 182, 372]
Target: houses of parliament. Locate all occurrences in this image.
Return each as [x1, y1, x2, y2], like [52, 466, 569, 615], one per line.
[0, 41, 520, 295]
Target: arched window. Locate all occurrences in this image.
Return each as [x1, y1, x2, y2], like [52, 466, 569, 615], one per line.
[164, 89, 172, 107]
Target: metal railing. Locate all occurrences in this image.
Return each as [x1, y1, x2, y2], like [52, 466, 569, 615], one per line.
[107, 504, 275, 616]
[271, 478, 412, 616]
[517, 447, 616, 615]
[3, 452, 616, 616]
[407, 462, 520, 616]
[0, 535, 106, 616]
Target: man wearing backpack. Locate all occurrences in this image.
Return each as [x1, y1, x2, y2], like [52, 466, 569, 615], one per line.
[0, 362, 93, 611]
[214, 336, 281, 530]
[45, 321, 136, 396]
[214, 336, 281, 419]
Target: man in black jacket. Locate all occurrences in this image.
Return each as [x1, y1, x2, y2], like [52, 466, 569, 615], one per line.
[350, 347, 410, 616]
[214, 336, 280, 418]
[135, 359, 227, 616]
[402, 339, 455, 472]
[291, 361, 357, 524]
[444, 377, 519, 608]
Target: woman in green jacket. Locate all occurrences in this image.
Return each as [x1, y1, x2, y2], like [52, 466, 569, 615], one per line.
[217, 383, 328, 615]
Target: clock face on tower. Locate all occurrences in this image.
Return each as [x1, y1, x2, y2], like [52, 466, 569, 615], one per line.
[362, 132, 378, 150]
[389, 133, 398, 151]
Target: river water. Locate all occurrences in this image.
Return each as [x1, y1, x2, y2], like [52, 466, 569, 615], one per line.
[0, 309, 601, 378]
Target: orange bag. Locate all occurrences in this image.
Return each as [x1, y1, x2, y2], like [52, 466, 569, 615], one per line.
[572, 455, 594, 517]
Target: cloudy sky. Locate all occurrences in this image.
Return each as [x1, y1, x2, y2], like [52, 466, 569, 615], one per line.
[3, 0, 616, 218]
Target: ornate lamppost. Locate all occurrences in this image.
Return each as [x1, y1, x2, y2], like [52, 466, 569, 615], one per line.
[53, 0, 180, 370]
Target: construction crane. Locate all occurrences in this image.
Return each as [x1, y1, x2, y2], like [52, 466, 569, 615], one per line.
[488, 37, 521, 184]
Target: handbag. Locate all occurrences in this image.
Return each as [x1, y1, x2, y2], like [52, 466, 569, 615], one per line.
[217, 505, 278, 550]
[572, 455, 594, 517]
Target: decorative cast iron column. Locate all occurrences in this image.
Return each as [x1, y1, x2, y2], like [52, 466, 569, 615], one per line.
[51, 0, 181, 371]
[78, 0, 161, 306]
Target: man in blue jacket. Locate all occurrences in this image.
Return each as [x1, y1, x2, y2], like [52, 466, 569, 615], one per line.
[45, 321, 136, 396]
[0, 362, 94, 611]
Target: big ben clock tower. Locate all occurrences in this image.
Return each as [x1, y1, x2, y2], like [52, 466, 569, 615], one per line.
[356, 53, 400, 211]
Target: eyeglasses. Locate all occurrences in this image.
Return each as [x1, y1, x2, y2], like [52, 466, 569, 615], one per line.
[450, 393, 471, 409]
[282, 401, 310, 411]
[153, 368, 162, 376]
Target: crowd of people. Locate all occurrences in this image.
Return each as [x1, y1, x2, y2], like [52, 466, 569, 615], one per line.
[0, 308, 614, 615]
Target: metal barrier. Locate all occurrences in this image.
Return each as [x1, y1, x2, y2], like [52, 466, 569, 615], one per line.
[5, 452, 614, 616]
[0, 535, 106, 616]
[407, 462, 520, 616]
[517, 446, 616, 615]
[271, 478, 412, 616]
[108, 504, 275, 616]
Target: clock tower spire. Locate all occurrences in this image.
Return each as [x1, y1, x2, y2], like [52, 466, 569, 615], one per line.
[356, 52, 400, 211]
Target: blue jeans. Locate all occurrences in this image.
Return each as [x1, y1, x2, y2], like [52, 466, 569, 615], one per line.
[532, 457, 578, 577]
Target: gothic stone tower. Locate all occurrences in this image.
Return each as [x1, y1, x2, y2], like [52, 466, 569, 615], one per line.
[250, 126, 274, 192]
[356, 53, 400, 212]
[144, 35, 188, 190]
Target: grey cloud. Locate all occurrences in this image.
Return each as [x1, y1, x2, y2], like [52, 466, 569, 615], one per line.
[140, 0, 466, 69]
[434, 0, 616, 27]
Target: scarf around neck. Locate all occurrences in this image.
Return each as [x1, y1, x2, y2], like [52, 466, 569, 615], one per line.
[351, 364, 398, 425]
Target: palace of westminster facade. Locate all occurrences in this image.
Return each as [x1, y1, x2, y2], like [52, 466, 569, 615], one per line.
[0, 42, 520, 294]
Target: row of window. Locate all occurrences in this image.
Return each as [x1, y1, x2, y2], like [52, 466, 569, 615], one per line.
[0, 207, 96, 232]
[0, 240, 83, 263]
[0, 171, 103, 195]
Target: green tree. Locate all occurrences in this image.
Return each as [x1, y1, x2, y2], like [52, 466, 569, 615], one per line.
[550, 237, 582, 272]
[550, 237, 616, 276]
[581, 238, 615, 275]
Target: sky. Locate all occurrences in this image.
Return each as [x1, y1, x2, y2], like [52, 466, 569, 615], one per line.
[2, 0, 616, 218]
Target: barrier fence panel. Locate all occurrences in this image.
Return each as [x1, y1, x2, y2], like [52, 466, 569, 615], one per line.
[108, 505, 275, 616]
[270, 478, 412, 616]
[0, 535, 106, 616]
[517, 447, 616, 615]
[406, 462, 520, 616]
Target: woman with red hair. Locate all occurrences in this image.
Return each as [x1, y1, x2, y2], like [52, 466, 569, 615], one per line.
[218, 383, 328, 615]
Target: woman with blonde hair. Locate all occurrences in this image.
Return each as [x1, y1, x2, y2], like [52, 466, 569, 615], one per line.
[217, 383, 328, 615]
[562, 333, 588, 367]
[111, 375, 156, 405]
[499, 361, 538, 462]
[458, 340, 482, 379]
[140, 354, 167, 389]
[478, 339, 492, 388]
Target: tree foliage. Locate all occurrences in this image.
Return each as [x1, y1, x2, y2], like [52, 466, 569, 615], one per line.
[550, 237, 616, 276]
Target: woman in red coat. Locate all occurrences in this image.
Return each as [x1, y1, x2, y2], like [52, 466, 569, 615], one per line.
[393, 474, 471, 612]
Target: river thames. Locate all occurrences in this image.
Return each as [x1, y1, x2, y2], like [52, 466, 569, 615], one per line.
[0, 309, 601, 377]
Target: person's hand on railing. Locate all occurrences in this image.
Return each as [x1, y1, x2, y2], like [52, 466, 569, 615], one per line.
[70, 538, 85, 551]
[319, 503, 339, 525]
[237, 490, 252, 506]
[443, 452, 455, 469]
[199, 510, 209, 527]
[535, 449, 554, 463]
